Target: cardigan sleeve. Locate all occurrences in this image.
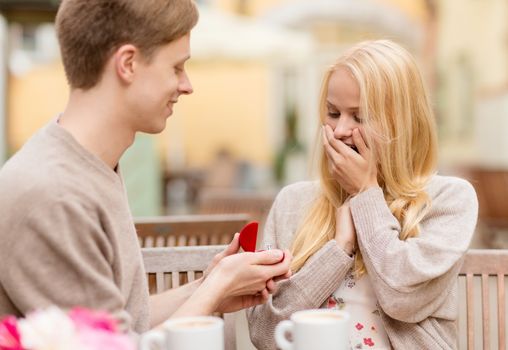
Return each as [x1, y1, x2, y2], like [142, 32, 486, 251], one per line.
[350, 177, 478, 323]
[247, 184, 354, 350]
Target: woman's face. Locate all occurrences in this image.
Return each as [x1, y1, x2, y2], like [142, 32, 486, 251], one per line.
[324, 67, 363, 153]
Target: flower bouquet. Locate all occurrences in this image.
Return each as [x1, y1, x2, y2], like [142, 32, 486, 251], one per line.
[0, 307, 135, 350]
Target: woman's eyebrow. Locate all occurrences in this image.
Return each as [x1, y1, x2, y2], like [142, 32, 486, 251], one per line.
[326, 101, 359, 111]
[326, 101, 338, 109]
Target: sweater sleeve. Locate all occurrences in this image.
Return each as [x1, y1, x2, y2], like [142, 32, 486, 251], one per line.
[349, 177, 478, 323]
[0, 198, 133, 329]
[247, 186, 354, 350]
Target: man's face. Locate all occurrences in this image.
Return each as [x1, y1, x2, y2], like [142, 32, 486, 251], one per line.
[127, 34, 193, 134]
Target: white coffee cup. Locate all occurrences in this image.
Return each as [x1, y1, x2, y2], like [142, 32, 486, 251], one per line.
[275, 309, 350, 350]
[139, 316, 224, 350]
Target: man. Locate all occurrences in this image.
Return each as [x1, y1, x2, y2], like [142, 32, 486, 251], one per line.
[0, 0, 291, 332]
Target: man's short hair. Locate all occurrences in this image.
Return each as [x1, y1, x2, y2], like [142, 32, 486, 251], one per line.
[55, 0, 199, 90]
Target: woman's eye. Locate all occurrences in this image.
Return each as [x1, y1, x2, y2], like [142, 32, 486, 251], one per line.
[327, 111, 340, 118]
[353, 114, 362, 123]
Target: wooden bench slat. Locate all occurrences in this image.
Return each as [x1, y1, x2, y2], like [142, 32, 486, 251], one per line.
[142, 245, 235, 350]
[135, 214, 250, 248]
[142, 246, 224, 272]
[171, 271, 179, 288]
[466, 273, 474, 349]
[499, 273, 506, 350]
[460, 249, 508, 349]
[482, 274, 490, 350]
[156, 272, 164, 294]
[188, 270, 195, 283]
[460, 250, 508, 274]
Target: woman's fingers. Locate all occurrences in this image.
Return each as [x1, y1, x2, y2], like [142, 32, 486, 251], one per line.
[322, 126, 345, 165]
[266, 279, 277, 294]
[323, 124, 362, 161]
[260, 288, 270, 300]
[329, 128, 358, 157]
[352, 128, 369, 157]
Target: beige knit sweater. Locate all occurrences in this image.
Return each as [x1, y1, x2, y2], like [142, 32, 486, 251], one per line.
[247, 176, 478, 349]
[0, 121, 150, 332]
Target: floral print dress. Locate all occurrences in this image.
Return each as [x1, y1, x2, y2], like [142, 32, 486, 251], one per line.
[326, 269, 391, 349]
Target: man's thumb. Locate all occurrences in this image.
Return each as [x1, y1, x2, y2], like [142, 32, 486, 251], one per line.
[225, 232, 240, 255]
[252, 249, 284, 265]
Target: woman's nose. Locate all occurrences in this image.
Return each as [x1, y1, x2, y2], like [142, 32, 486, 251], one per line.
[332, 117, 354, 139]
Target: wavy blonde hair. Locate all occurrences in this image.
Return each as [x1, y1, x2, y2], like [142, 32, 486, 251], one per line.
[290, 40, 438, 275]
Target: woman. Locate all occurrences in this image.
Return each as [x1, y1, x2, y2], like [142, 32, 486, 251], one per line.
[247, 40, 478, 349]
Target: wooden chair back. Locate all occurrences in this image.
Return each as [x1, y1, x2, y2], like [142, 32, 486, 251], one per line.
[197, 189, 275, 229]
[142, 245, 224, 293]
[135, 213, 250, 248]
[459, 249, 508, 349]
[142, 246, 237, 350]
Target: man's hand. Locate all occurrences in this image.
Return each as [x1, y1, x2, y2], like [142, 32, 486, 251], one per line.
[215, 292, 270, 313]
[213, 250, 292, 313]
[200, 233, 293, 314]
[204, 232, 241, 278]
[169, 245, 292, 318]
[202, 248, 291, 309]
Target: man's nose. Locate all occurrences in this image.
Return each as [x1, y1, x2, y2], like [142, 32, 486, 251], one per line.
[179, 73, 193, 95]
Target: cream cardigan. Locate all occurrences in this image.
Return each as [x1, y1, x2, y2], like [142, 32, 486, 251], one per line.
[247, 176, 478, 349]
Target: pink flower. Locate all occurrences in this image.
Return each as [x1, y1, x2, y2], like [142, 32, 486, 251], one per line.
[0, 316, 23, 350]
[69, 308, 134, 350]
[77, 327, 134, 350]
[327, 297, 336, 309]
[363, 338, 375, 347]
[0, 307, 135, 350]
[19, 307, 82, 350]
[69, 308, 118, 333]
[355, 322, 364, 330]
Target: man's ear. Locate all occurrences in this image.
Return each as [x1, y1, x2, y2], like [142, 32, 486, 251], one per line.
[114, 44, 138, 84]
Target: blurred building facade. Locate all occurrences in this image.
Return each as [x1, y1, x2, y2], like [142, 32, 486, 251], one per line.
[1, 0, 507, 216]
[435, 0, 508, 168]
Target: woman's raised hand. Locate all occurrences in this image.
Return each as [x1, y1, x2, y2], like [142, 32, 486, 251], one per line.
[322, 125, 378, 195]
[334, 201, 357, 256]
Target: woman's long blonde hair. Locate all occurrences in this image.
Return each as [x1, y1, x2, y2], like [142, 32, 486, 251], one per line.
[290, 40, 438, 275]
